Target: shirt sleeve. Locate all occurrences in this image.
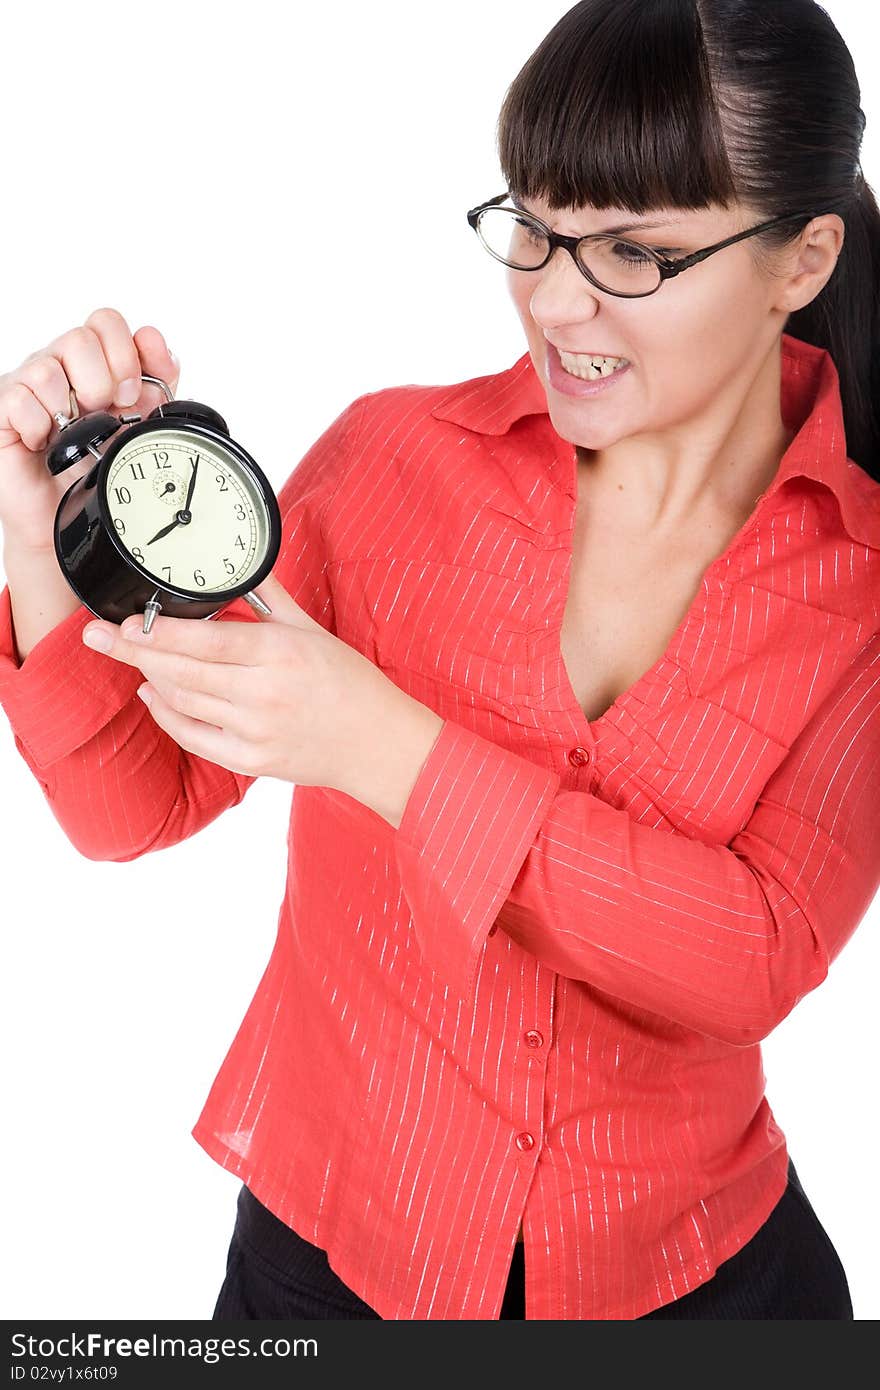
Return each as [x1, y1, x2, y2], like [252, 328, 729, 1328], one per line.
[0, 394, 367, 861]
[394, 633, 880, 1044]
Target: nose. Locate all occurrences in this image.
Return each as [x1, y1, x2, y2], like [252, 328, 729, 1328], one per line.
[527, 244, 602, 327]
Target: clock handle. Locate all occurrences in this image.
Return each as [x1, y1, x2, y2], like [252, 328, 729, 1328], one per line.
[140, 374, 175, 403]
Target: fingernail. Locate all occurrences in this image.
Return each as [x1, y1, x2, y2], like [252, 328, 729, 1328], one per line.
[82, 625, 112, 652]
[136, 684, 153, 706]
[117, 378, 140, 406]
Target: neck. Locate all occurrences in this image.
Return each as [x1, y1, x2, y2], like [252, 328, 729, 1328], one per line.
[573, 338, 793, 536]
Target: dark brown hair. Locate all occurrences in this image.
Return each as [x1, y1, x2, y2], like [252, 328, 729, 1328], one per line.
[497, 0, 880, 481]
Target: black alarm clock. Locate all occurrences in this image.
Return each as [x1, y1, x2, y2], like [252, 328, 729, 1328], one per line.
[48, 374, 282, 633]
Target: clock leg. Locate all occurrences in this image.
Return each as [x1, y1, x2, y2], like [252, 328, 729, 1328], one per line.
[142, 596, 163, 635]
[243, 590, 273, 616]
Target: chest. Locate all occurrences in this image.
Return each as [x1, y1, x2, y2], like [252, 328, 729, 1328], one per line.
[560, 495, 742, 725]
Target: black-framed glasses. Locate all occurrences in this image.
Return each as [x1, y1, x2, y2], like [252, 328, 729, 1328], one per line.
[466, 192, 816, 298]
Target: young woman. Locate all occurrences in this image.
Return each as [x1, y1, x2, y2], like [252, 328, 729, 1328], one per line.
[0, 0, 877, 1319]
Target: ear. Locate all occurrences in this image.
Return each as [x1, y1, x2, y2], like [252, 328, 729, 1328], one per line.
[784, 211, 845, 312]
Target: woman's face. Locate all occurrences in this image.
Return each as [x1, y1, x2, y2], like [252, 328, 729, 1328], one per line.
[505, 194, 791, 456]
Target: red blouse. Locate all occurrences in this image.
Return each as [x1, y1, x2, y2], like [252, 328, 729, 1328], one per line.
[1, 332, 878, 1320]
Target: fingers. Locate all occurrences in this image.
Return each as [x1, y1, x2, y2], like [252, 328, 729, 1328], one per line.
[83, 611, 266, 671]
[136, 678, 237, 737]
[5, 306, 180, 457]
[82, 306, 148, 408]
[32, 306, 179, 420]
[131, 323, 181, 397]
[81, 307, 177, 412]
[30, 323, 113, 419]
[81, 620, 254, 710]
[1, 359, 73, 452]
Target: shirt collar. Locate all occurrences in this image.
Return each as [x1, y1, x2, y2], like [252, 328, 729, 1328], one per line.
[430, 332, 880, 550]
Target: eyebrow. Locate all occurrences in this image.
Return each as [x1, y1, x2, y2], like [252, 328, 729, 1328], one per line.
[509, 193, 684, 237]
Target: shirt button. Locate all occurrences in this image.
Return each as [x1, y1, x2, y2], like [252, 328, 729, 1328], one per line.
[524, 1030, 544, 1048]
[515, 1132, 536, 1152]
[567, 746, 593, 768]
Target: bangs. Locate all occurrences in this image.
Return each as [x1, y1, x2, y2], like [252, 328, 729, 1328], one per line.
[496, 0, 739, 215]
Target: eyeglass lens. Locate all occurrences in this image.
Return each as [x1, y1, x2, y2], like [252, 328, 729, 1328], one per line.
[476, 206, 663, 295]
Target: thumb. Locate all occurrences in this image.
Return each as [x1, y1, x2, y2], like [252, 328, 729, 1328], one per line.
[249, 570, 324, 632]
[131, 323, 180, 404]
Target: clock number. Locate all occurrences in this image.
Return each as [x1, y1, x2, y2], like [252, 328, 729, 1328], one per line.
[153, 451, 171, 469]
[215, 474, 229, 493]
[131, 547, 145, 564]
[234, 502, 246, 520]
[193, 569, 206, 587]
[223, 557, 234, 575]
[114, 485, 132, 505]
[113, 517, 126, 537]
[234, 534, 245, 551]
[162, 566, 172, 583]
[128, 459, 145, 480]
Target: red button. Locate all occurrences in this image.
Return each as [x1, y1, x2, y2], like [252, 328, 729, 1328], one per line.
[568, 746, 592, 768]
[515, 1132, 536, 1152]
[524, 1030, 544, 1048]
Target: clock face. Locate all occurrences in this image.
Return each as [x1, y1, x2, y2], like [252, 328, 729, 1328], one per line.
[102, 428, 271, 594]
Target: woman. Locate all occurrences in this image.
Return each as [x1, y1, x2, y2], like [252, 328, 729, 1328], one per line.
[0, 0, 877, 1319]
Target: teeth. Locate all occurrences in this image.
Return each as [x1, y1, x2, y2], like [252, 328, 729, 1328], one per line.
[559, 350, 628, 381]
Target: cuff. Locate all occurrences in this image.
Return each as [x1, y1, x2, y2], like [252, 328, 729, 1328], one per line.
[0, 583, 143, 770]
[394, 718, 560, 1001]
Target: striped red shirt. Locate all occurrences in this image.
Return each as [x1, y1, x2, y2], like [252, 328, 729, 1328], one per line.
[1, 331, 878, 1320]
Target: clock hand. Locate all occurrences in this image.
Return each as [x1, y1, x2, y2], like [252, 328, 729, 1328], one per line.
[146, 468, 198, 545]
[146, 515, 182, 545]
[184, 456, 199, 513]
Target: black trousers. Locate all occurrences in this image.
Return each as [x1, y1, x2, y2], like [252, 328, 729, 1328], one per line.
[211, 1156, 853, 1320]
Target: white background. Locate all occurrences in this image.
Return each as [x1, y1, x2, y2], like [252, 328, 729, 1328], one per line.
[0, 0, 877, 1320]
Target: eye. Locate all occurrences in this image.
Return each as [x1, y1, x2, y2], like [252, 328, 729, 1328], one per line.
[610, 242, 680, 264]
[611, 241, 655, 265]
[514, 216, 547, 248]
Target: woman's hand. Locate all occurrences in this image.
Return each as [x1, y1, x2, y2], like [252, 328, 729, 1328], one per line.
[80, 571, 444, 823]
[0, 307, 179, 553]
